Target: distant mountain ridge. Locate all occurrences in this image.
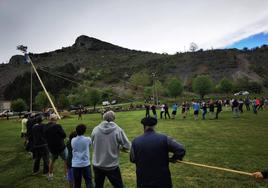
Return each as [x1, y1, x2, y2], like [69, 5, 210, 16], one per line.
[73, 35, 129, 51]
[1, 35, 268, 100]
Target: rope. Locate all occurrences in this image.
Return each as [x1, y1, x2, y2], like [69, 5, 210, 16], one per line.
[124, 150, 252, 176]
[177, 160, 252, 176]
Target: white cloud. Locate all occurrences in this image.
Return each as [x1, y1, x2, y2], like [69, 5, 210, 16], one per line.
[201, 15, 268, 49]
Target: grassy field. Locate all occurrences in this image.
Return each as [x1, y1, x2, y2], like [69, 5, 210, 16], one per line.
[0, 108, 268, 188]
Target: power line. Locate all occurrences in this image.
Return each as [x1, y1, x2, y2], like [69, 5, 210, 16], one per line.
[38, 67, 142, 102]
[38, 66, 82, 85]
[38, 65, 81, 81]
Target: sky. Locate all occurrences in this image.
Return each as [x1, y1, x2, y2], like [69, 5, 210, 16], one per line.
[228, 33, 268, 49]
[1, 0, 268, 63]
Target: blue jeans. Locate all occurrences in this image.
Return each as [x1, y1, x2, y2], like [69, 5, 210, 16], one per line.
[202, 110, 207, 120]
[253, 105, 258, 114]
[73, 165, 93, 188]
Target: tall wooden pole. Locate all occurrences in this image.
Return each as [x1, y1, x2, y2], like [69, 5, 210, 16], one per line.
[25, 54, 61, 119]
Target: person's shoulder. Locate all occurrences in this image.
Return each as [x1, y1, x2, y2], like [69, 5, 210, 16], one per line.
[32, 124, 38, 129]
[53, 124, 64, 130]
[155, 132, 166, 136]
[71, 136, 79, 142]
[55, 123, 63, 128]
[155, 132, 168, 139]
[115, 124, 123, 131]
[22, 118, 27, 122]
[71, 137, 76, 145]
[91, 126, 97, 133]
[132, 134, 143, 141]
[47, 122, 56, 127]
[132, 133, 152, 142]
[40, 123, 46, 127]
[83, 136, 92, 143]
[92, 123, 104, 134]
[93, 123, 101, 131]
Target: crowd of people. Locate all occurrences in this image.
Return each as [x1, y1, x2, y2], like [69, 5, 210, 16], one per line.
[19, 96, 267, 188]
[144, 96, 268, 120]
[21, 111, 186, 188]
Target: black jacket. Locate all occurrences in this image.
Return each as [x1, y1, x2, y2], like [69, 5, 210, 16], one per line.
[32, 123, 47, 149]
[130, 129, 185, 188]
[44, 122, 66, 154]
[25, 117, 37, 151]
[232, 100, 239, 107]
[209, 103, 214, 112]
[216, 102, 222, 112]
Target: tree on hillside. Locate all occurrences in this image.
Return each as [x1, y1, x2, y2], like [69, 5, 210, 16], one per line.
[57, 94, 69, 110]
[155, 80, 164, 96]
[35, 91, 55, 111]
[233, 77, 262, 94]
[189, 42, 198, 52]
[101, 88, 114, 101]
[89, 89, 101, 111]
[67, 94, 80, 106]
[11, 98, 27, 118]
[73, 88, 101, 110]
[130, 72, 151, 89]
[219, 78, 233, 93]
[143, 87, 152, 100]
[233, 77, 249, 92]
[77, 91, 90, 106]
[167, 78, 183, 100]
[248, 81, 262, 94]
[192, 75, 213, 99]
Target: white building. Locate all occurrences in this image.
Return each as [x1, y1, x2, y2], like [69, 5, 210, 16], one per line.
[0, 101, 11, 111]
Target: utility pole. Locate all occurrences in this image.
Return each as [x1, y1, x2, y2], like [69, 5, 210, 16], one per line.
[155, 79, 159, 106]
[30, 66, 33, 112]
[152, 72, 158, 105]
[155, 73, 159, 106]
[152, 73, 155, 104]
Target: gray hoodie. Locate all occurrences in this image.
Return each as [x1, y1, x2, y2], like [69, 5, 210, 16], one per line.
[91, 121, 131, 169]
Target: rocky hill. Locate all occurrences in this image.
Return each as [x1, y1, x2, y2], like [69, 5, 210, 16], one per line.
[1, 35, 268, 102]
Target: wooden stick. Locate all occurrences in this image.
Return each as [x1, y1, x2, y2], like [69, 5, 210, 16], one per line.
[177, 160, 252, 176]
[26, 54, 61, 120]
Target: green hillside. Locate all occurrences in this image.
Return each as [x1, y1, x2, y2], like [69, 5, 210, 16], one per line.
[1, 35, 268, 103]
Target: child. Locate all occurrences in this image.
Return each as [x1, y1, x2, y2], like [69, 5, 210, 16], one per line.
[66, 131, 77, 188]
[71, 124, 93, 188]
[171, 103, 178, 119]
[201, 101, 207, 120]
[192, 101, 200, 120]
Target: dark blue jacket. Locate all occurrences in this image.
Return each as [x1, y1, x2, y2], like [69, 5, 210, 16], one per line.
[262, 170, 268, 179]
[130, 129, 185, 188]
